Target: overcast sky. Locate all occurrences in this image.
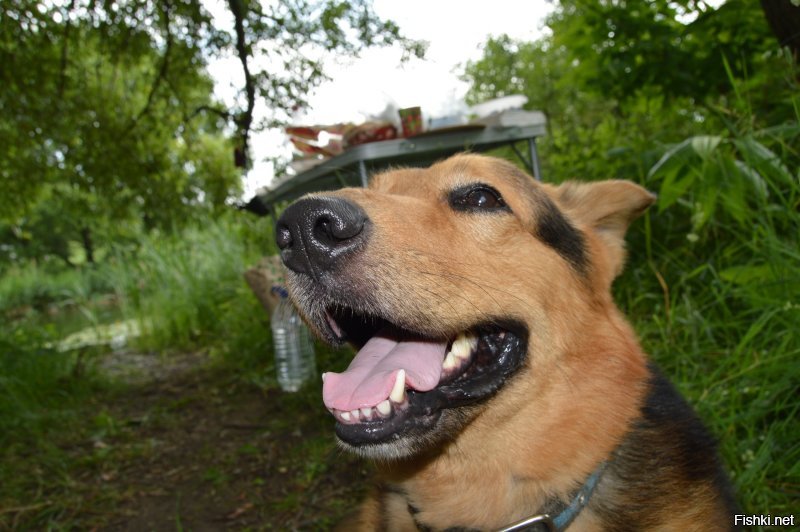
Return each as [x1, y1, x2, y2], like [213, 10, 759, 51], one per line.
[204, 0, 553, 196]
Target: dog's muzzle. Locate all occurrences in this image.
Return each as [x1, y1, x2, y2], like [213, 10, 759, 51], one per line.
[276, 196, 370, 275]
[275, 194, 529, 453]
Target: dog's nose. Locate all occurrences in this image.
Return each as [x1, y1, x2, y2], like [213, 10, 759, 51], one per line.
[276, 197, 370, 274]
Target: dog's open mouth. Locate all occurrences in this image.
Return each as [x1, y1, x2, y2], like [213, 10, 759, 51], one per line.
[321, 307, 527, 445]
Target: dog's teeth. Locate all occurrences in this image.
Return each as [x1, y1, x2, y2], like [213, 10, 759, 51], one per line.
[322, 372, 328, 382]
[451, 333, 476, 360]
[340, 410, 351, 421]
[360, 407, 373, 419]
[442, 352, 457, 370]
[350, 409, 361, 420]
[390, 369, 406, 403]
[377, 400, 391, 417]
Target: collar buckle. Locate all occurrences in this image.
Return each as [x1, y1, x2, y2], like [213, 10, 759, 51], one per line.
[497, 513, 555, 532]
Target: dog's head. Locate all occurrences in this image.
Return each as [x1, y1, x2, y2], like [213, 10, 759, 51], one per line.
[276, 154, 655, 460]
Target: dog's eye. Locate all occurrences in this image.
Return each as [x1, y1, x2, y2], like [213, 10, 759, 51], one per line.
[450, 185, 508, 212]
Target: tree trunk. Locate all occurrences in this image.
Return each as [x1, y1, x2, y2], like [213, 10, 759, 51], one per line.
[760, 0, 800, 57]
[81, 226, 95, 264]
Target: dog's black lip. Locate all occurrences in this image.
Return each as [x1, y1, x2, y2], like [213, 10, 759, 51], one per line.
[333, 322, 528, 446]
[325, 305, 436, 349]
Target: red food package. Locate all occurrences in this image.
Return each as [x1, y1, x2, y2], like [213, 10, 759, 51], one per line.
[343, 122, 398, 148]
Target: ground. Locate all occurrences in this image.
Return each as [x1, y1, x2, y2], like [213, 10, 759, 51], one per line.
[2, 351, 371, 530]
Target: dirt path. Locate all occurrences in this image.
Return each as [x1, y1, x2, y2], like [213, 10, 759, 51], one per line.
[72, 352, 369, 530]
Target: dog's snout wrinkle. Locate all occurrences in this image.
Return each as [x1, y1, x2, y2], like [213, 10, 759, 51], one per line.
[276, 196, 370, 275]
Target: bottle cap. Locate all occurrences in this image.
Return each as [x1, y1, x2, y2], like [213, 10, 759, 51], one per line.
[270, 285, 289, 299]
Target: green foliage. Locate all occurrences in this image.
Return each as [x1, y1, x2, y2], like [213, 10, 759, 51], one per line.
[0, 320, 105, 490]
[1, 0, 423, 268]
[547, 0, 774, 102]
[108, 212, 274, 360]
[0, 263, 104, 314]
[0, 1, 241, 265]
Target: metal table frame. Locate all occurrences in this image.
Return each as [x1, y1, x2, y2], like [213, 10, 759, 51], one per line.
[255, 120, 547, 219]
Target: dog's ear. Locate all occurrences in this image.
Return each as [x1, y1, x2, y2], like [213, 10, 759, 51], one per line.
[542, 180, 656, 279]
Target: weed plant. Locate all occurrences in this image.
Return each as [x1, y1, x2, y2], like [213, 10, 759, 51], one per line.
[610, 94, 799, 514]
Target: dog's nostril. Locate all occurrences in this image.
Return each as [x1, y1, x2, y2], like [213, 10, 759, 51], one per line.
[276, 225, 293, 250]
[314, 213, 364, 245]
[314, 216, 334, 241]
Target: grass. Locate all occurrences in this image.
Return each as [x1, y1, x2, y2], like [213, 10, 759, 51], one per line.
[0, 261, 112, 316]
[610, 108, 800, 516]
[108, 214, 277, 363]
[0, 323, 111, 528]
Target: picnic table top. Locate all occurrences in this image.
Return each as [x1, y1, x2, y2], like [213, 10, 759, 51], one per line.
[254, 116, 547, 212]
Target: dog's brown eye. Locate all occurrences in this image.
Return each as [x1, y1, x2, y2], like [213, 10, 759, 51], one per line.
[450, 185, 508, 212]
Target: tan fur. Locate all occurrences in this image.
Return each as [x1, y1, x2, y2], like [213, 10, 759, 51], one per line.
[289, 154, 732, 530]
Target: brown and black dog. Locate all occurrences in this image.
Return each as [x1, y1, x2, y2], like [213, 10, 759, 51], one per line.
[276, 154, 737, 531]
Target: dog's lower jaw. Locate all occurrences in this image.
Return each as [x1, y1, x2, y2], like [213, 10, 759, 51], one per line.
[335, 406, 481, 461]
[336, 431, 432, 461]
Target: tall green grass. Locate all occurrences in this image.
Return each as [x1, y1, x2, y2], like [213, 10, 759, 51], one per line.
[109, 213, 277, 371]
[613, 111, 799, 515]
[0, 262, 111, 315]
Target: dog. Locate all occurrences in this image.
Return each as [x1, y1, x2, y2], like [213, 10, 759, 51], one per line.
[275, 154, 737, 531]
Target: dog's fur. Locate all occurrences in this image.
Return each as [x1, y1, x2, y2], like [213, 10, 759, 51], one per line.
[279, 154, 737, 531]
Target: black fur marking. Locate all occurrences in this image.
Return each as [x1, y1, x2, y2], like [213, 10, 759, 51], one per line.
[535, 197, 588, 274]
[593, 364, 739, 531]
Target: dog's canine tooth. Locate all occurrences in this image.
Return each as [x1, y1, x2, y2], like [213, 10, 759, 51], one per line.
[360, 407, 373, 419]
[442, 352, 457, 370]
[376, 399, 391, 417]
[451, 333, 476, 360]
[390, 369, 406, 403]
[340, 410, 351, 421]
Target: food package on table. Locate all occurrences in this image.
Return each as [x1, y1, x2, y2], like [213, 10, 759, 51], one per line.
[289, 137, 342, 158]
[285, 124, 347, 158]
[343, 122, 398, 148]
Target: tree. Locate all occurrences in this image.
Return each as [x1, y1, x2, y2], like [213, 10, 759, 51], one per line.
[0, 0, 423, 264]
[463, 0, 788, 183]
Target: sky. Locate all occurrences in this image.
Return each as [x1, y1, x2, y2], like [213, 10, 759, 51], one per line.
[203, 0, 554, 197]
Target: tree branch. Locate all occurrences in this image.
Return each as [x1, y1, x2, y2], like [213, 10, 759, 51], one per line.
[227, 0, 255, 168]
[125, 1, 173, 134]
[190, 105, 234, 121]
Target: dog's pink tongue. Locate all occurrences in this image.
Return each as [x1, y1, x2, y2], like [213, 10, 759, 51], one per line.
[322, 333, 446, 411]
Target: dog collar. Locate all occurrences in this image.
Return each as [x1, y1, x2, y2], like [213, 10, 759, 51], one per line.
[497, 461, 608, 532]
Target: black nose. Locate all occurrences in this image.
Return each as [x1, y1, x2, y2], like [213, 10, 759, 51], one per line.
[276, 197, 370, 275]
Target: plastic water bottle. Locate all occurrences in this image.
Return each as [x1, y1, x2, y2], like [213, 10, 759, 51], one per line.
[270, 287, 316, 392]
